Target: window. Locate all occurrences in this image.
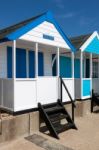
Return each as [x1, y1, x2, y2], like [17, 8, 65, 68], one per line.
[7, 47, 44, 78]
[16, 48, 26, 78]
[92, 62, 98, 78]
[28, 51, 35, 78]
[7, 47, 12, 78]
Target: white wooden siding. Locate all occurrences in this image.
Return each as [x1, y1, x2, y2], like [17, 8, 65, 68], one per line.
[14, 80, 37, 111]
[0, 46, 7, 78]
[62, 79, 74, 102]
[44, 52, 52, 76]
[0, 79, 14, 110]
[20, 21, 70, 49]
[37, 77, 58, 104]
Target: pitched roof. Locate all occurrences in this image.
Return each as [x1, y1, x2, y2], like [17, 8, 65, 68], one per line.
[0, 11, 76, 52]
[70, 33, 91, 50]
[0, 13, 44, 40]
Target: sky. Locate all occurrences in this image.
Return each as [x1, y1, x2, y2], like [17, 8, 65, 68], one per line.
[0, 0, 99, 37]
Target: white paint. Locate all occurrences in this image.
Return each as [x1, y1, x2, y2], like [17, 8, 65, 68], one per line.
[0, 46, 7, 78]
[12, 40, 16, 79]
[0, 79, 14, 111]
[44, 52, 52, 76]
[80, 31, 99, 51]
[57, 47, 60, 76]
[20, 21, 70, 49]
[74, 79, 81, 99]
[72, 52, 74, 78]
[14, 80, 37, 111]
[26, 50, 29, 78]
[62, 79, 74, 102]
[90, 53, 92, 96]
[98, 56, 99, 77]
[37, 77, 58, 104]
[80, 52, 83, 98]
[35, 43, 38, 77]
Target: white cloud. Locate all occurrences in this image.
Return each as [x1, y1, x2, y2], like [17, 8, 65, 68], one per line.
[56, 12, 76, 19]
[79, 17, 97, 26]
[53, 0, 65, 9]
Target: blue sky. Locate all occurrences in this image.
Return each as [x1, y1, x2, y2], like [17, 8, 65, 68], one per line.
[0, 0, 99, 37]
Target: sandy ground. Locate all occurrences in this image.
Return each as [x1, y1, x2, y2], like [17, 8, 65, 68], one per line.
[0, 113, 99, 150]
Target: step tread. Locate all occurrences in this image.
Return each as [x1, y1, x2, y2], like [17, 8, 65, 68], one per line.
[45, 106, 63, 114]
[54, 123, 75, 133]
[49, 113, 68, 122]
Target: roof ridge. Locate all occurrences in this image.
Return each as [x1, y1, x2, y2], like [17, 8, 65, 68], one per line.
[70, 33, 92, 40]
[0, 12, 46, 35]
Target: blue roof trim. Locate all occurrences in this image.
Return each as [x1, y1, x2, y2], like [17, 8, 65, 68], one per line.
[5, 11, 76, 52]
[84, 36, 99, 54]
[0, 38, 11, 43]
[46, 12, 76, 52]
[6, 15, 46, 40]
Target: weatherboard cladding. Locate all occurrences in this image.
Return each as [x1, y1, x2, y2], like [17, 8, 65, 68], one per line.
[0, 11, 76, 52]
[20, 21, 69, 48]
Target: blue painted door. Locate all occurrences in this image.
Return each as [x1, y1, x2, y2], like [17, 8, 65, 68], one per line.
[16, 48, 26, 78]
[60, 56, 72, 78]
[74, 59, 80, 78]
[7, 47, 12, 78]
[28, 51, 35, 78]
[38, 52, 44, 76]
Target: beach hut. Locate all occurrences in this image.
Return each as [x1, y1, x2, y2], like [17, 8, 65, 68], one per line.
[0, 11, 76, 113]
[70, 31, 99, 100]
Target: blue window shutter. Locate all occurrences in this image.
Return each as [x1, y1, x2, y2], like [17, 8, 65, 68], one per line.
[28, 51, 35, 78]
[7, 47, 12, 78]
[16, 48, 26, 78]
[74, 59, 80, 78]
[60, 56, 72, 78]
[38, 52, 44, 76]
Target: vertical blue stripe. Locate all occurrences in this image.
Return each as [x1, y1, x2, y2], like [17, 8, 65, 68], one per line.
[28, 50, 35, 78]
[83, 80, 91, 96]
[16, 48, 26, 78]
[60, 56, 72, 78]
[7, 47, 12, 78]
[38, 52, 44, 76]
[74, 59, 80, 78]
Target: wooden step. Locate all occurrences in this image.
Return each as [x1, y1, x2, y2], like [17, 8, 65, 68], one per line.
[49, 113, 68, 122]
[45, 106, 64, 115]
[53, 123, 75, 133]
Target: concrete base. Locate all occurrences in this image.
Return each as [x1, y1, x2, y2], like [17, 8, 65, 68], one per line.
[0, 112, 39, 143]
[0, 99, 93, 143]
[64, 99, 91, 117]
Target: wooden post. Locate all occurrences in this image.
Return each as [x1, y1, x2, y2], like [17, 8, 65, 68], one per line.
[35, 43, 38, 78]
[72, 52, 74, 78]
[57, 47, 60, 77]
[90, 53, 92, 78]
[90, 53, 92, 97]
[57, 47, 60, 101]
[98, 56, 99, 78]
[80, 52, 83, 98]
[26, 50, 29, 78]
[12, 40, 16, 79]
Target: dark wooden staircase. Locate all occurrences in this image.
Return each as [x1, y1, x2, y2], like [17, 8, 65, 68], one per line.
[91, 89, 99, 112]
[38, 77, 77, 139]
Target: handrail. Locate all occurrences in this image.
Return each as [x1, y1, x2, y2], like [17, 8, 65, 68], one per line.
[60, 77, 76, 108]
